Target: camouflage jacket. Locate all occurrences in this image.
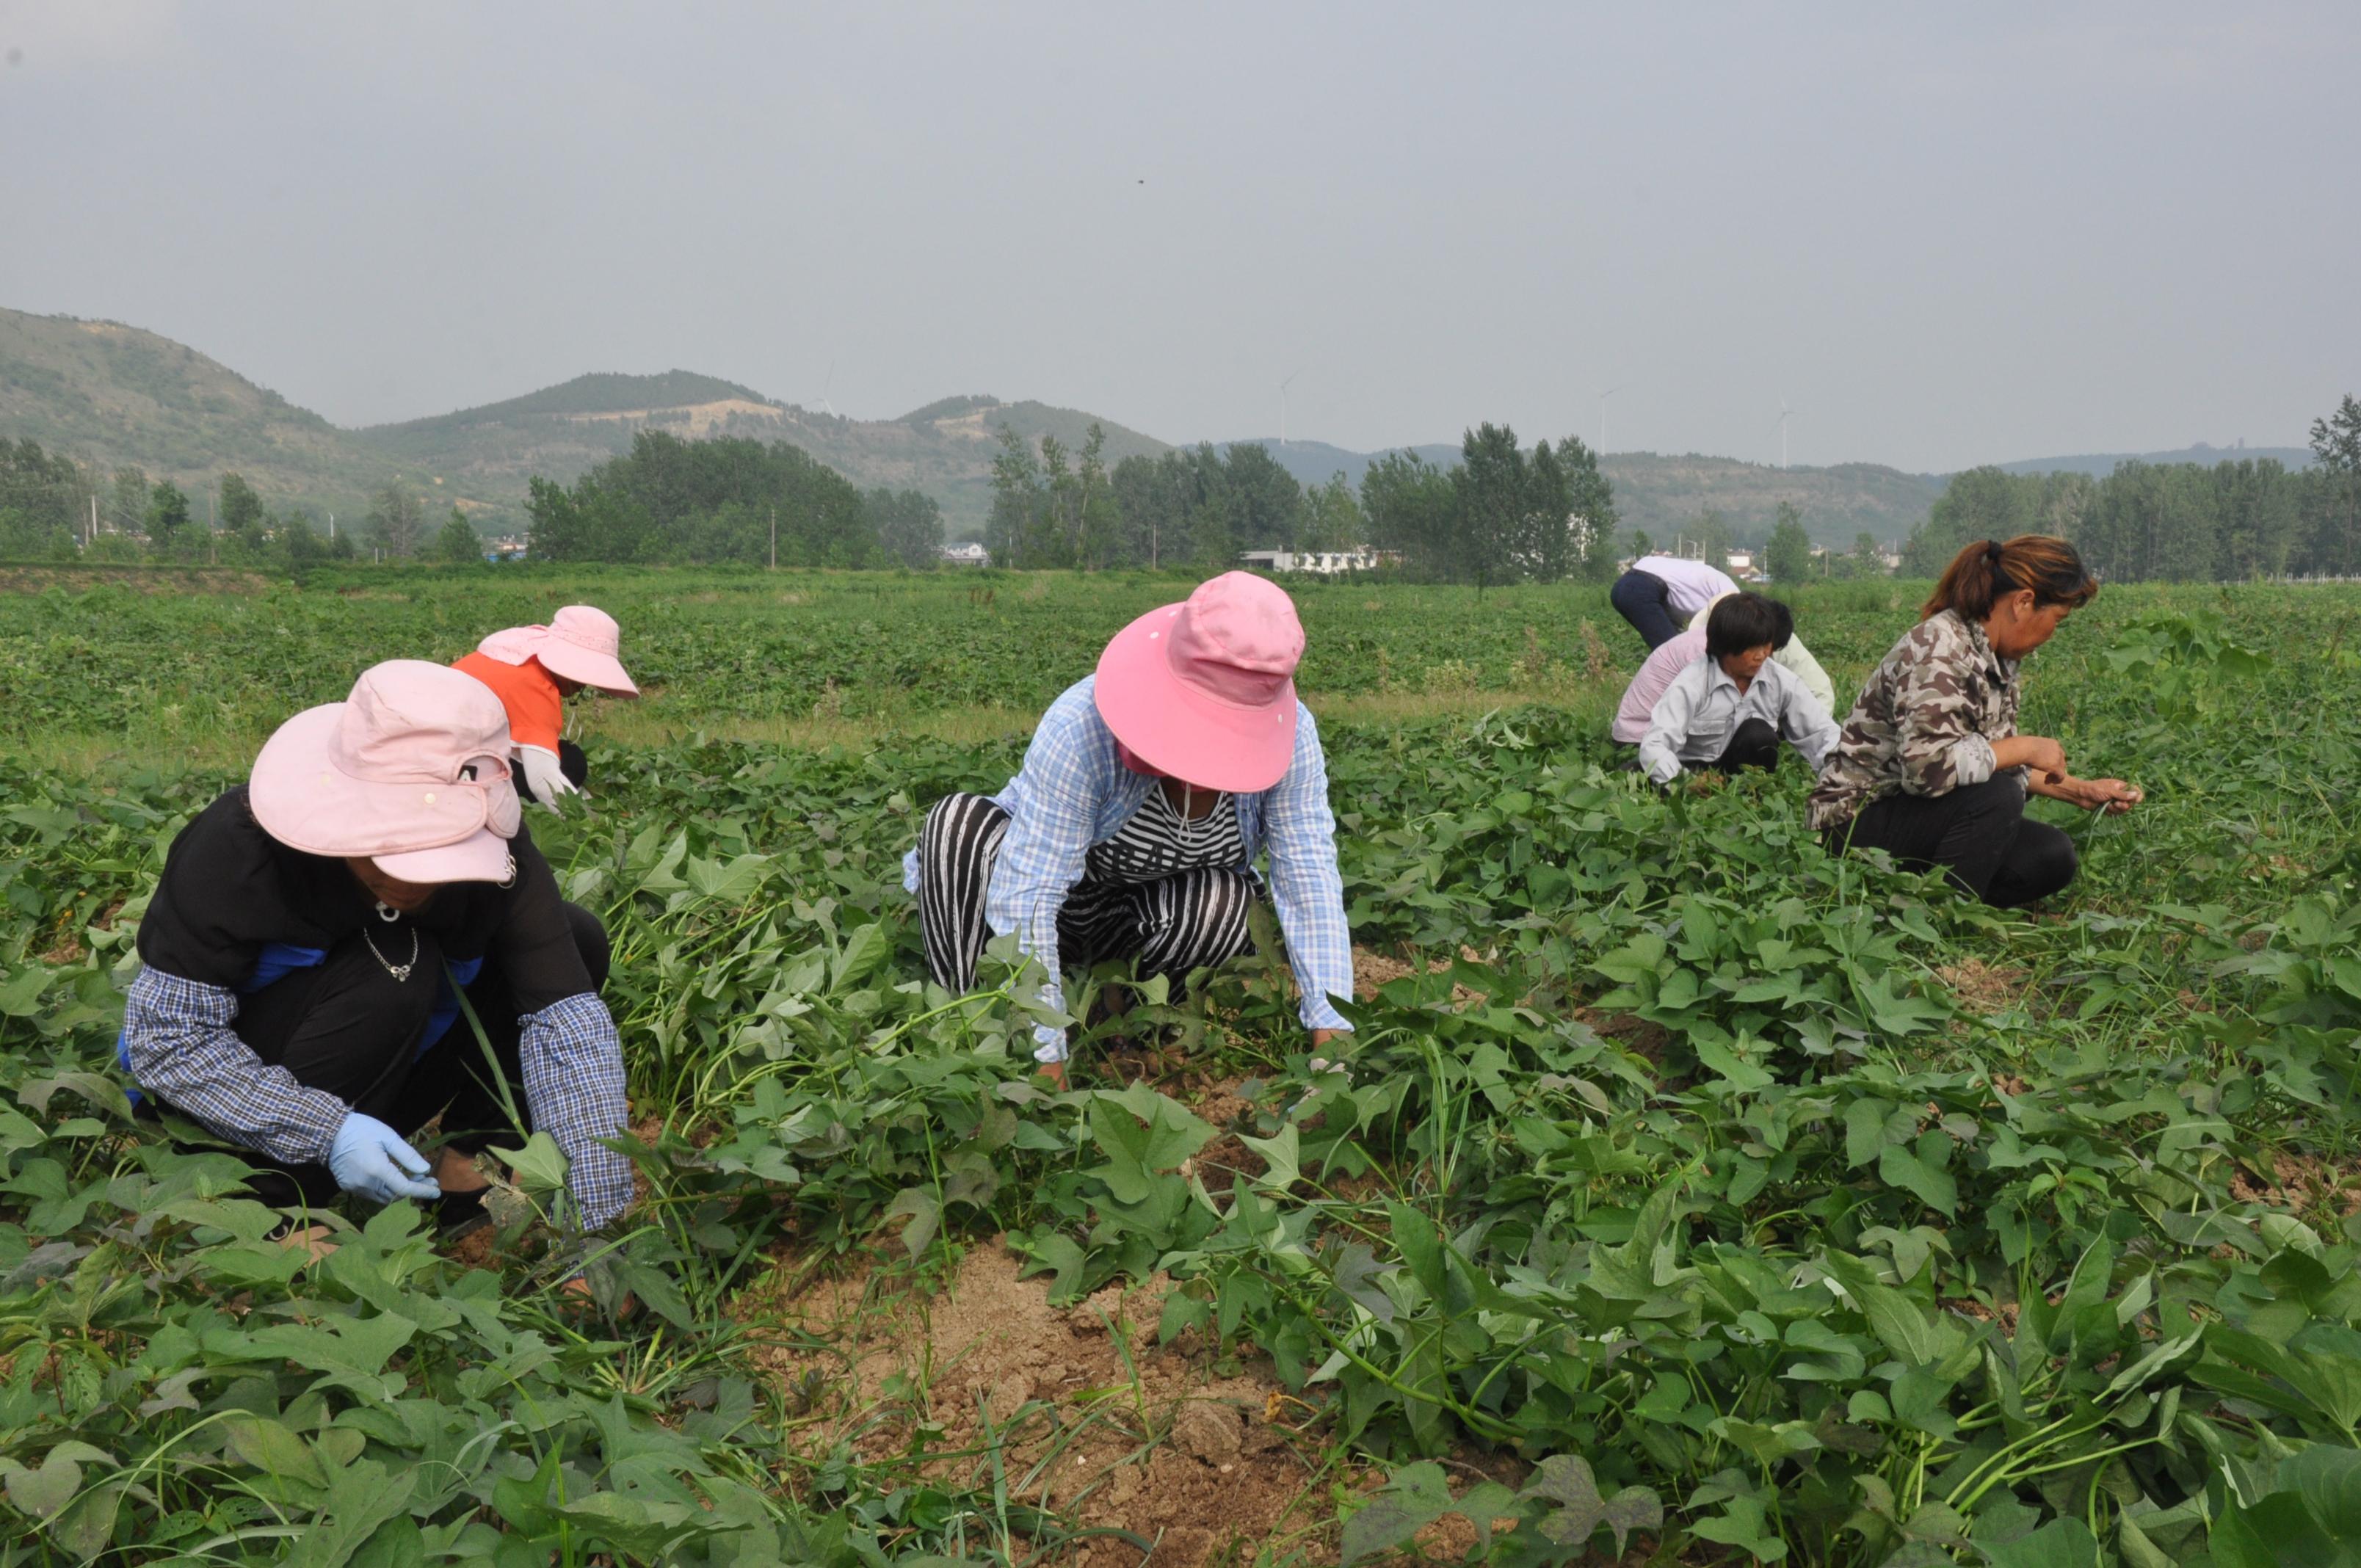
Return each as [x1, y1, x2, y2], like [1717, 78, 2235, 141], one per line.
[1806, 609, 2022, 832]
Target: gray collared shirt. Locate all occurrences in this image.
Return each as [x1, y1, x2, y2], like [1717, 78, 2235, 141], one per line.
[1639, 654, 1841, 785]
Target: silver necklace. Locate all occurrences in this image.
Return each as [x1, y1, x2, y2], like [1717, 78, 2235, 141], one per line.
[363, 923, 418, 984]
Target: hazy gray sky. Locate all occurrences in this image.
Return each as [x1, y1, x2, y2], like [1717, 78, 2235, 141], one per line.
[2, 1, 2353, 471]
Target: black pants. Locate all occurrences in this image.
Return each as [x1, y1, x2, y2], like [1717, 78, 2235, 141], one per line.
[1826, 777, 2078, 910]
[1610, 570, 1685, 650]
[1713, 716, 1780, 774]
[1617, 719, 1780, 777]
[915, 793, 1255, 999]
[160, 902, 609, 1210]
[515, 738, 589, 805]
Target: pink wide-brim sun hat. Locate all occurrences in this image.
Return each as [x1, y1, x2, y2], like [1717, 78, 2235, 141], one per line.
[1093, 571, 1305, 794]
[249, 660, 524, 885]
[479, 604, 639, 697]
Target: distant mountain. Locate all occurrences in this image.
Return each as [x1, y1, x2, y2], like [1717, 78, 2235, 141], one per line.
[1, 308, 1172, 534]
[355, 380, 1172, 534]
[0, 307, 405, 521]
[1229, 437, 1944, 548]
[3, 305, 2313, 548]
[1993, 443, 2315, 479]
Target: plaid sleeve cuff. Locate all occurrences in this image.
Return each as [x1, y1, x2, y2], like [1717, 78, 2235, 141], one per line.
[123, 967, 349, 1166]
[517, 991, 634, 1231]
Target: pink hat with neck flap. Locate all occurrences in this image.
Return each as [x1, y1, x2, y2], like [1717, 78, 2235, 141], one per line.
[249, 660, 523, 884]
[476, 604, 639, 697]
[1092, 571, 1305, 794]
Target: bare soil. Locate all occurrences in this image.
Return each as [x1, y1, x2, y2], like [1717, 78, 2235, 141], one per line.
[744, 1243, 1341, 1567]
[1934, 958, 2031, 1017]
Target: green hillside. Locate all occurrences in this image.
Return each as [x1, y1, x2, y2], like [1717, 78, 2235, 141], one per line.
[0, 308, 406, 523]
[1602, 451, 1945, 547]
[0, 308, 1172, 535]
[351, 380, 1171, 535]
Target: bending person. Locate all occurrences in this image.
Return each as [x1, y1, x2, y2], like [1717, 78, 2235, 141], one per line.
[1611, 589, 1836, 746]
[120, 661, 631, 1254]
[454, 604, 639, 813]
[1609, 553, 1737, 650]
[1809, 536, 2139, 907]
[1636, 592, 1839, 785]
[904, 572, 1352, 1086]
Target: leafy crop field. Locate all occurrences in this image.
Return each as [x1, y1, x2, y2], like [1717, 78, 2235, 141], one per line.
[4, 567, 2361, 1566]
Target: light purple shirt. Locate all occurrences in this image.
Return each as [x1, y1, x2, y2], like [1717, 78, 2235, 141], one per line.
[1631, 556, 1738, 619]
[1612, 626, 1710, 744]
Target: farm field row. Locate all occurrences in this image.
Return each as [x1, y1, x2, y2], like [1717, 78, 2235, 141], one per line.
[3, 573, 2360, 1564]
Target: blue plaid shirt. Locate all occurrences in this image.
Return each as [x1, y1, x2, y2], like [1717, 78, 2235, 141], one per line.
[123, 967, 633, 1230]
[904, 676, 1354, 1059]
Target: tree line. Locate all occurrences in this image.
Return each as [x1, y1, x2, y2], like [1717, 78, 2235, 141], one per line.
[986, 419, 1622, 585]
[524, 430, 943, 569]
[1903, 396, 2361, 582]
[0, 439, 415, 568]
[12, 393, 2354, 584]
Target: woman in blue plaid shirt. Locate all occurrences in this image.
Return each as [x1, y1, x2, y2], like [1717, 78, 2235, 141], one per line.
[904, 572, 1354, 1085]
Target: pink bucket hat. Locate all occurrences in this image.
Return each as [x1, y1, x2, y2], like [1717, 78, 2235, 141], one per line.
[249, 661, 523, 885]
[476, 605, 638, 697]
[1093, 571, 1305, 794]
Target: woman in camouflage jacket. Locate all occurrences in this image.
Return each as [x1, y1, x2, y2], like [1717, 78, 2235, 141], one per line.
[1808, 536, 2140, 908]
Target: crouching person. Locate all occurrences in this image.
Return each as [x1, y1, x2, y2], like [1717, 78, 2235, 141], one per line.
[454, 604, 640, 813]
[120, 661, 631, 1267]
[904, 572, 1354, 1086]
[1638, 591, 1840, 787]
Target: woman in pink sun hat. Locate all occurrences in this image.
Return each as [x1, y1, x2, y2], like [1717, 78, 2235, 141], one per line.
[903, 571, 1353, 1084]
[454, 603, 639, 814]
[118, 660, 631, 1254]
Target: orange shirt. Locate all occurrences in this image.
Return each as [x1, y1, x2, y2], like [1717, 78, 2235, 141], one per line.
[454, 651, 564, 754]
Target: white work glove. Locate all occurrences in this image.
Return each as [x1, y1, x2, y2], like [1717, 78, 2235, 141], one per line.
[518, 745, 578, 815]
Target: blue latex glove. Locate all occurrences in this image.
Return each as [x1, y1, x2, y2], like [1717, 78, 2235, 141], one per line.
[328, 1114, 440, 1205]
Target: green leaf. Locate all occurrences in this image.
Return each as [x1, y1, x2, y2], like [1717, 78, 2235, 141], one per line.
[2285, 1445, 2361, 1546]
[1, 1449, 84, 1520]
[882, 1186, 942, 1257]
[221, 1415, 328, 1489]
[0, 964, 51, 1017]
[489, 1131, 570, 1196]
[1341, 1462, 1454, 1565]
[1518, 1454, 1662, 1556]
[1689, 1494, 1788, 1561]
[285, 1460, 418, 1568]
[1878, 1139, 1959, 1216]
[1238, 1124, 1300, 1191]
[1693, 1035, 1774, 1093]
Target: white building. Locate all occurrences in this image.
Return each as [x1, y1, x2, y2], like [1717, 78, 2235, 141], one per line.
[1238, 548, 1390, 576]
[938, 542, 991, 567]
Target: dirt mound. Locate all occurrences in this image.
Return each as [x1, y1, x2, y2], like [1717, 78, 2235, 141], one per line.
[1935, 958, 2030, 1017]
[749, 1244, 1334, 1567]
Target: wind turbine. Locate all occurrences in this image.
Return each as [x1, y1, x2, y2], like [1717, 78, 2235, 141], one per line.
[1767, 399, 1794, 469]
[818, 363, 838, 418]
[1597, 386, 1624, 454]
[1278, 368, 1305, 446]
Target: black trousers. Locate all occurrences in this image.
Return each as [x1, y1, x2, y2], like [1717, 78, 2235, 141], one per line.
[1617, 718, 1781, 777]
[1610, 570, 1685, 650]
[159, 901, 609, 1210]
[915, 793, 1255, 1000]
[1713, 716, 1781, 774]
[515, 738, 589, 805]
[1826, 777, 2078, 910]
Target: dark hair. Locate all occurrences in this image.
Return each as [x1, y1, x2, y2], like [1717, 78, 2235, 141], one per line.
[1705, 592, 1791, 659]
[1921, 535, 2097, 621]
